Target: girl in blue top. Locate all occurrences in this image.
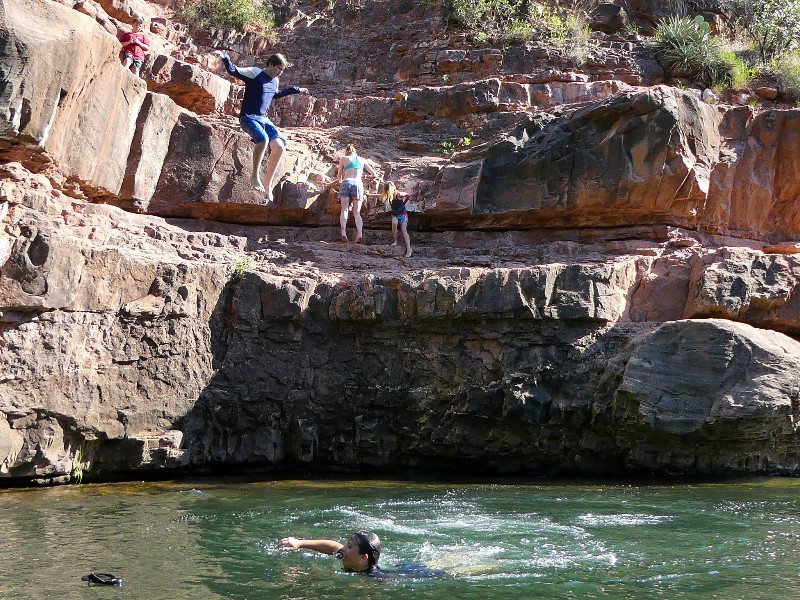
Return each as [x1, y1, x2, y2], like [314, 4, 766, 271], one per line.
[383, 181, 412, 257]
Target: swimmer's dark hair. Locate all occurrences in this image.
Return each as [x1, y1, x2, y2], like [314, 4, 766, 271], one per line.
[351, 531, 381, 568]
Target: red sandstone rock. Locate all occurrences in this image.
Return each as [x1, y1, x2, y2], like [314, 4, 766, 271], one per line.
[4, 0, 800, 482]
[143, 54, 231, 114]
[0, 0, 147, 195]
[756, 86, 779, 100]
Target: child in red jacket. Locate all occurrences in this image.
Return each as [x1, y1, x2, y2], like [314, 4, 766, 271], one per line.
[119, 17, 150, 77]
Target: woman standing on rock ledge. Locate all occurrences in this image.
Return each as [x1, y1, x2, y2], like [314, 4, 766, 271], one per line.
[337, 144, 379, 243]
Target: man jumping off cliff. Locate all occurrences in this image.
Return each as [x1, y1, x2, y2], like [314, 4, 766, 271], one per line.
[213, 50, 309, 201]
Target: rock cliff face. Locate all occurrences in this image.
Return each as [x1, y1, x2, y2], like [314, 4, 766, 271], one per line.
[2, 0, 800, 483]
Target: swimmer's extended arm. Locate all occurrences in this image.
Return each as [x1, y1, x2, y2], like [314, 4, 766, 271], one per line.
[278, 537, 344, 555]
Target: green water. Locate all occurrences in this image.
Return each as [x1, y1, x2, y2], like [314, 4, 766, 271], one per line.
[1, 477, 799, 599]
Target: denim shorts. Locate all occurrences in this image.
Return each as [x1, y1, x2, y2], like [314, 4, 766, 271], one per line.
[392, 213, 408, 225]
[122, 53, 144, 69]
[339, 179, 364, 203]
[240, 114, 286, 145]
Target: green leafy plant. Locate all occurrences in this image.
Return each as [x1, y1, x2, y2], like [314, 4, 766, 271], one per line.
[437, 135, 474, 158]
[226, 258, 254, 282]
[649, 15, 731, 86]
[449, 0, 516, 31]
[624, 20, 640, 37]
[178, 0, 274, 31]
[472, 31, 491, 45]
[505, 17, 535, 44]
[70, 448, 84, 484]
[732, 0, 800, 63]
[770, 50, 800, 100]
[437, 140, 456, 156]
[715, 49, 753, 89]
[449, 0, 595, 62]
[563, 14, 593, 66]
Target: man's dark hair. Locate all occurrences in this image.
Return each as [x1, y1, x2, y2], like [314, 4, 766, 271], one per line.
[352, 531, 381, 568]
[266, 53, 289, 68]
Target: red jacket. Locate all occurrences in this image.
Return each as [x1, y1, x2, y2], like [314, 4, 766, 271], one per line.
[119, 31, 149, 61]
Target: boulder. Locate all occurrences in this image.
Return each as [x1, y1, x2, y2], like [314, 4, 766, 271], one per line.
[146, 114, 331, 222]
[470, 86, 721, 229]
[589, 3, 628, 34]
[606, 319, 800, 473]
[685, 247, 800, 334]
[143, 54, 231, 114]
[756, 86, 779, 101]
[118, 92, 185, 210]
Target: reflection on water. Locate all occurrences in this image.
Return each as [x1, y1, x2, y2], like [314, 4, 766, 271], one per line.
[2, 478, 800, 599]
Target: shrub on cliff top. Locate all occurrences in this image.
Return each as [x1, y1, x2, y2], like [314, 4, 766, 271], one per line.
[649, 15, 735, 87]
[450, 0, 594, 64]
[178, 0, 274, 32]
[731, 0, 800, 63]
[769, 51, 800, 101]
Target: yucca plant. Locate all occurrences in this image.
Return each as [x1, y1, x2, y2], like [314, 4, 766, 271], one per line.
[649, 15, 723, 86]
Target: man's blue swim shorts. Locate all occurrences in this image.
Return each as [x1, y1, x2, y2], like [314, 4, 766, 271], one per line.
[240, 114, 287, 146]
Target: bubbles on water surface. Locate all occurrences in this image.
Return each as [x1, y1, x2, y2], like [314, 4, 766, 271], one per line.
[576, 513, 673, 526]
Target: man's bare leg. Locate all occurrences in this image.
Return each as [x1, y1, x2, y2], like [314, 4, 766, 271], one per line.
[250, 141, 267, 192]
[339, 199, 349, 241]
[263, 138, 285, 201]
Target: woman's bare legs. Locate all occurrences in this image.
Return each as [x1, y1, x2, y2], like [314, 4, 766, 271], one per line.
[339, 198, 349, 241]
[390, 217, 398, 246]
[353, 198, 364, 242]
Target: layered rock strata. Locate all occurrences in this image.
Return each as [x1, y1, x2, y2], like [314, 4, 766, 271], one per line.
[3, 0, 800, 483]
[3, 168, 800, 482]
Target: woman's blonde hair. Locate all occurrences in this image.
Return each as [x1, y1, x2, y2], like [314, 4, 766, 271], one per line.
[381, 181, 397, 201]
[345, 144, 357, 155]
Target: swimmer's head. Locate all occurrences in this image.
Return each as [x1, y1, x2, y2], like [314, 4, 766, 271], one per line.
[335, 531, 381, 571]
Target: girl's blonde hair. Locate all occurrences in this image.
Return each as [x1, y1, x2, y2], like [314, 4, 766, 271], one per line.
[381, 181, 397, 201]
[345, 143, 357, 155]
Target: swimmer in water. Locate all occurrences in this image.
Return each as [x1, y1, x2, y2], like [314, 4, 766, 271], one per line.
[278, 530, 382, 575]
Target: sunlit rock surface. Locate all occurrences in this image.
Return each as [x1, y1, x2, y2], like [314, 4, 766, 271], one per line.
[2, 0, 800, 483]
